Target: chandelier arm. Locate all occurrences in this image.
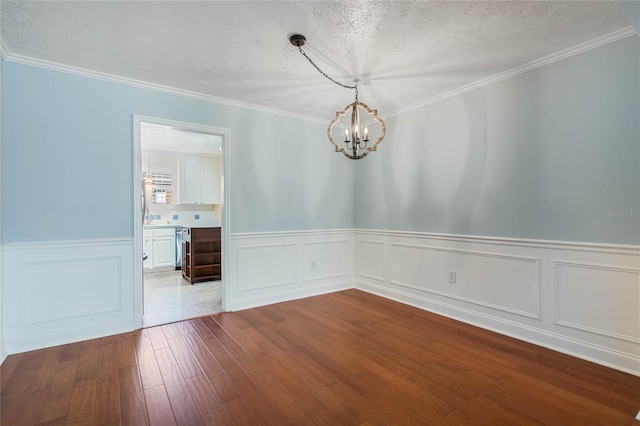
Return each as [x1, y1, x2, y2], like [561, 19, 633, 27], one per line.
[297, 46, 358, 98]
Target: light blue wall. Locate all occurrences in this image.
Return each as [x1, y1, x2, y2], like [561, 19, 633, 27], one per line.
[2, 63, 354, 242]
[355, 36, 640, 245]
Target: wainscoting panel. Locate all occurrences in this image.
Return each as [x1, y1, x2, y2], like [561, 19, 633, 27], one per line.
[303, 239, 351, 282]
[388, 242, 540, 318]
[2, 239, 135, 354]
[229, 230, 354, 311]
[554, 260, 640, 343]
[236, 243, 297, 291]
[354, 230, 640, 376]
[357, 240, 385, 282]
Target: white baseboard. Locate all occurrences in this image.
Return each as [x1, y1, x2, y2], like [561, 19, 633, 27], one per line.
[354, 230, 640, 376]
[2, 238, 136, 355]
[3, 319, 134, 355]
[231, 279, 353, 311]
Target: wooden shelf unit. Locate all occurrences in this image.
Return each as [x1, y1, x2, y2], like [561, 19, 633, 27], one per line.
[181, 227, 221, 284]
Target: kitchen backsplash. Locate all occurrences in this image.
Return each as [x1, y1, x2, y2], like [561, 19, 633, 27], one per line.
[146, 204, 220, 227]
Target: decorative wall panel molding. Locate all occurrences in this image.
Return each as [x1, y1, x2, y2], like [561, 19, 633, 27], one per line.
[229, 230, 354, 311]
[2, 239, 135, 354]
[303, 239, 351, 282]
[388, 242, 540, 319]
[356, 240, 385, 282]
[354, 230, 640, 376]
[554, 260, 640, 343]
[236, 243, 297, 291]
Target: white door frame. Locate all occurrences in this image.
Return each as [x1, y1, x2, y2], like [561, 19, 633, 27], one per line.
[132, 115, 231, 329]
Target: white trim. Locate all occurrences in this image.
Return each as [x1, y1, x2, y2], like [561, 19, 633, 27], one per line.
[3, 52, 326, 125]
[4, 27, 634, 127]
[355, 229, 639, 255]
[236, 243, 298, 291]
[231, 228, 355, 240]
[2, 237, 133, 249]
[4, 319, 134, 356]
[388, 241, 542, 319]
[2, 239, 136, 355]
[553, 259, 640, 343]
[231, 280, 353, 312]
[132, 115, 232, 322]
[386, 27, 638, 118]
[228, 230, 354, 312]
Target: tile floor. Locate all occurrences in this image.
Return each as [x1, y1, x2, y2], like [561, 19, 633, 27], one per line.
[143, 269, 223, 327]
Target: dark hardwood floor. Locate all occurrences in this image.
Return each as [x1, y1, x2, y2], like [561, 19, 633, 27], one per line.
[2, 289, 639, 425]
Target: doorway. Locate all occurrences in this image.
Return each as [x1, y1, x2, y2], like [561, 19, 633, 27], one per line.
[132, 116, 230, 329]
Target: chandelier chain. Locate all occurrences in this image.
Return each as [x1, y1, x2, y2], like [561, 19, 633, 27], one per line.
[297, 46, 358, 100]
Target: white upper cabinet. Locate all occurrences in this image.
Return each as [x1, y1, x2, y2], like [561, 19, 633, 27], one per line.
[179, 155, 220, 205]
[199, 157, 219, 205]
[179, 156, 200, 204]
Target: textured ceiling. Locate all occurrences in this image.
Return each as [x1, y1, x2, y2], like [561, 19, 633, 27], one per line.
[1, 1, 635, 120]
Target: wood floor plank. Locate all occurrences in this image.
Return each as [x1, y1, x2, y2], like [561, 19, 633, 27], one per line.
[38, 359, 79, 423]
[1, 352, 25, 390]
[116, 333, 138, 369]
[74, 344, 99, 383]
[259, 340, 360, 425]
[221, 396, 263, 426]
[1, 355, 41, 425]
[161, 323, 203, 379]
[185, 374, 234, 426]
[25, 346, 62, 394]
[10, 388, 49, 426]
[94, 343, 120, 425]
[118, 365, 149, 426]
[143, 385, 177, 426]
[154, 347, 205, 425]
[2, 289, 639, 425]
[204, 316, 310, 424]
[146, 327, 170, 351]
[134, 329, 165, 390]
[66, 378, 97, 425]
[58, 342, 82, 363]
[180, 331, 239, 403]
[189, 319, 292, 424]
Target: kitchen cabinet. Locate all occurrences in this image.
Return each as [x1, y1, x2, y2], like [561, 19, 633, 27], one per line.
[180, 155, 219, 205]
[143, 227, 176, 271]
[182, 227, 221, 283]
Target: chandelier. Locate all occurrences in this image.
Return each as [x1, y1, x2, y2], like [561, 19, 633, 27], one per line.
[289, 34, 386, 160]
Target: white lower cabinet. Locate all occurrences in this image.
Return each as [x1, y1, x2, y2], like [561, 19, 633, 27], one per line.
[143, 227, 176, 271]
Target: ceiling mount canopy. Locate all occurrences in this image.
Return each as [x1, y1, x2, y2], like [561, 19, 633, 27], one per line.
[289, 33, 386, 160]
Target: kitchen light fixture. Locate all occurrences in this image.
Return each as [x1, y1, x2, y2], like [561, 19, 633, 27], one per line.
[289, 34, 386, 160]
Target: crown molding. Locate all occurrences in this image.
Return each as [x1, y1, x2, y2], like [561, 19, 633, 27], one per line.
[1, 50, 327, 125]
[2, 25, 636, 123]
[386, 26, 638, 118]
